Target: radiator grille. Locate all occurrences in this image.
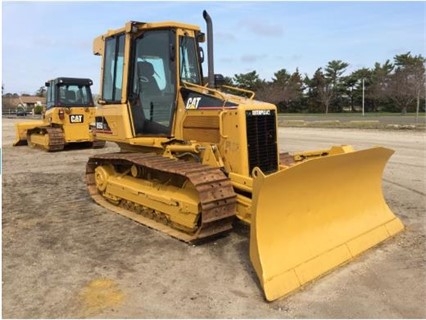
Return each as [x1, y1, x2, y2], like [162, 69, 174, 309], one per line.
[246, 110, 278, 175]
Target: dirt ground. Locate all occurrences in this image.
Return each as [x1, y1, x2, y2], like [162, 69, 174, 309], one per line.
[2, 117, 425, 318]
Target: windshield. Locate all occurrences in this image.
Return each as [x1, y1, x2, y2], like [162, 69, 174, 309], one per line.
[56, 84, 94, 107]
[179, 35, 202, 85]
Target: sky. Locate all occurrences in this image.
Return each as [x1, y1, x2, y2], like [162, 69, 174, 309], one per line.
[1, 1, 425, 95]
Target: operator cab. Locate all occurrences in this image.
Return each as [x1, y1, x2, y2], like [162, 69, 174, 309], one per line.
[45, 77, 94, 109]
[99, 22, 204, 137]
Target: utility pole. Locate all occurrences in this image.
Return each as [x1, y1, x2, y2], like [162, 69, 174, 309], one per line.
[362, 78, 365, 116]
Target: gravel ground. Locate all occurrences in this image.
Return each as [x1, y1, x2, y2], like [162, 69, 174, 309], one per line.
[2, 118, 425, 318]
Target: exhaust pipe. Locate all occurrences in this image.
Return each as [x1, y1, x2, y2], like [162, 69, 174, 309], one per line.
[202, 10, 214, 87]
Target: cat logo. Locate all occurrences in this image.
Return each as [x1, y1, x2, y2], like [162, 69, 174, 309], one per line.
[185, 97, 202, 109]
[69, 114, 84, 123]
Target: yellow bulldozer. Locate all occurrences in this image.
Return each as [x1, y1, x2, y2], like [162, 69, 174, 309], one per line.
[13, 77, 105, 151]
[86, 11, 404, 301]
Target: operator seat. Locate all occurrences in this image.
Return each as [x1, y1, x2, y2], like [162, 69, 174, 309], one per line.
[65, 91, 76, 103]
[137, 61, 161, 95]
[132, 61, 165, 135]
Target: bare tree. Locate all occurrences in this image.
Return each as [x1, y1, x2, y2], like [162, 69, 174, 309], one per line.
[35, 86, 47, 97]
[255, 69, 305, 112]
[387, 53, 425, 114]
[255, 82, 283, 106]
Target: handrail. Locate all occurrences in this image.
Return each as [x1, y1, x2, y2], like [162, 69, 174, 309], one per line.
[221, 85, 255, 100]
[219, 110, 228, 139]
[181, 81, 255, 108]
[181, 81, 228, 105]
[181, 81, 225, 98]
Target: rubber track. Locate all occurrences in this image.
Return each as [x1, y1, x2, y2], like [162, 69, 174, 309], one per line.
[86, 152, 237, 243]
[27, 127, 65, 151]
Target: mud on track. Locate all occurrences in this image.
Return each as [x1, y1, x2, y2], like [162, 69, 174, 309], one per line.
[2, 118, 426, 318]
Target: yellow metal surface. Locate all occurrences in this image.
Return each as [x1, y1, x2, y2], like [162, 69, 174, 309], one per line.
[57, 107, 96, 143]
[13, 120, 45, 146]
[28, 132, 50, 149]
[249, 146, 404, 301]
[14, 106, 99, 149]
[95, 165, 200, 232]
[90, 17, 405, 302]
[62, 122, 92, 142]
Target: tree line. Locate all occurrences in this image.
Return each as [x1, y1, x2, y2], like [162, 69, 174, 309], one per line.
[3, 52, 425, 115]
[221, 52, 426, 114]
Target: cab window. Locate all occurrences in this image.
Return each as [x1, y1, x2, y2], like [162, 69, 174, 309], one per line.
[57, 84, 94, 106]
[102, 34, 125, 102]
[130, 29, 176, 136]
[179, 35, 202, 85]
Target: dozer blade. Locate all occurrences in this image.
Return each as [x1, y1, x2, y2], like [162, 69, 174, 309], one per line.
[249, 146, 404, 301]
[13, 121, 44, 146]
[13, 139, 28, 146]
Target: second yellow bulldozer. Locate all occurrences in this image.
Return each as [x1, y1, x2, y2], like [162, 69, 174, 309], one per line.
[13, 77, 105, 151]
[85, 11, 404, 301]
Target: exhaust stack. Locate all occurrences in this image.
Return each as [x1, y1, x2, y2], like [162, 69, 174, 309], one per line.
[203, 10, 214, 87]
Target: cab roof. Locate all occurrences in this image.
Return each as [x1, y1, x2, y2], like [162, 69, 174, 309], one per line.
[102, 20, 201, 37]
[45, 77, 93, 87]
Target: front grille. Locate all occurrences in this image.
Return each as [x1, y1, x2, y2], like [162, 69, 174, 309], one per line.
[246, 110, 278, 175]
